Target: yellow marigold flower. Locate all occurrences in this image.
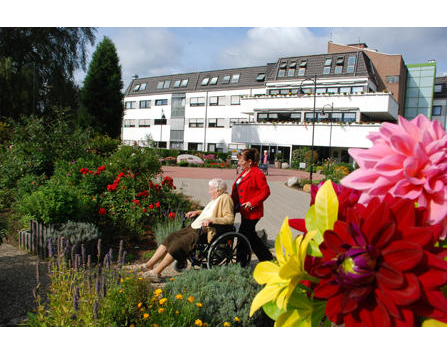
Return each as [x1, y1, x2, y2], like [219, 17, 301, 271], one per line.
[137, 302, 143, 308]
[175, 310, 180, 315]
[194, 319, 203, 326]
[120, 278, 124, 283]
[138, 277, 143, 281]
[153, 324, 159, 327]
[170, 277, 175, 282]
[154, 288, 163, 296]
[223, 322, 230, 327]
[149, 305, 153, 309]
[203, 323, 208, 327]
[143, 313, 149, 319]
[119, 290, 123, 293]
[176, 294, 183, 300]
[158, 308, 165, 314]
[151, 298, 157, 303]
[126, 276, 131, 280]
[187, 295, 195, 303]
[159, 298, 167, 305]
[129, 324, 135, 327]
[196, 302, 203, 308]
[234, 317, 241, 322]
[140, 308, 144, 312]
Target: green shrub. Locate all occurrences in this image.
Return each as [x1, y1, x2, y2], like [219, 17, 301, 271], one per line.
[163, 265, 270, 327]
[177, 161, 188, 167]
[291, 147, 309, 169]
[47, 221, 100, 244]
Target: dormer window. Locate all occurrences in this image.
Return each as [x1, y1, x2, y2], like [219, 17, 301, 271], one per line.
[299, 60, 307, 67]
[298, 67, 306, 76]
[289, 62, 297, 68]
[324, 58, 332, 66]
[201, 77, 210, 86]
[133, 84, 140, 91]
[180, 79, 188, 87]
[173, 80, 181, 88]
[336, 56, 344, 65]
[231, 74, 240, 83]
[222, 75, 231, 84]
[210, 76, 218, 85]
[278, 69, 286, 78]
[256, 73, 265, 81]
[279, 62, 287, 69]
[140, 83, 147, 90]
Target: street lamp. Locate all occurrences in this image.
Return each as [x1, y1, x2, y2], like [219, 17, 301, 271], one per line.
[298, 75, 317, 184]
[159, 109, 166, 149]
[322, 103, 334, 160]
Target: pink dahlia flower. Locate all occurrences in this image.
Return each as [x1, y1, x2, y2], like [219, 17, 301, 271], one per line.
[341, 115, 447, 235]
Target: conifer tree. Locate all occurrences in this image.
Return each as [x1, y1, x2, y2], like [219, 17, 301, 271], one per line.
[79, 36, 123, 138]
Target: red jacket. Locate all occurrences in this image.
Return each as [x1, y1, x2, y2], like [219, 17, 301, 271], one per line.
[231, 166, 270, 220]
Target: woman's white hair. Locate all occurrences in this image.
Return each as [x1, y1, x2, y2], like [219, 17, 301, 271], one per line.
[208, 178, 227, 192]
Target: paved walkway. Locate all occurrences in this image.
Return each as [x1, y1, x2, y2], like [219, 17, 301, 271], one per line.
[162, 165, 313, 243]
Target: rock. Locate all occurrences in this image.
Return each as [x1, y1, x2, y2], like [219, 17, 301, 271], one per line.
[303, 184, 312, 193]
[287, 176, 300, 187]
[281, 162, 289, 169]
[176, 154, 204, 164]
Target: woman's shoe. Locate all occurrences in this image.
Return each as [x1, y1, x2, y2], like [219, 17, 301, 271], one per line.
[124, 263, 148, 272]
[142, 270, 162, 282]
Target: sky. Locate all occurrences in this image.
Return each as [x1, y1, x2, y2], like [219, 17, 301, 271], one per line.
[74, 27, 447, 91]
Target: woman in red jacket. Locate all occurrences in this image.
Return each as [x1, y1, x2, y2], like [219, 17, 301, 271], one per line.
[231, 148, 273, 261]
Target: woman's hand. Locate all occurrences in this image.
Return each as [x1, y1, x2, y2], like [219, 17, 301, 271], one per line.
[241, 202, 253, 210]
[201, 219, 212, 227]
[186, 210, 198, 218]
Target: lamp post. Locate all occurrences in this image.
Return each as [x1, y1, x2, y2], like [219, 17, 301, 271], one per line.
[298, 75, 317, 184]
[159, 109, 165, 149]
[322, 103, 334, 160]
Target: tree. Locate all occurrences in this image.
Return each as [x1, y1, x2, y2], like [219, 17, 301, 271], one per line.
[0, 27, 96, 120]
[79, 36, 123, 139]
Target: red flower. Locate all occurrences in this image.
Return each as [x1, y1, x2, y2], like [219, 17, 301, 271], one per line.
[132, 199, 139, 204]
[312, 195, 447, 326]
[149, 204, 154, 209]
[118, 172, 125, 178]
[98, 208, 107, 215]
[168, 212, 176, 220]
[155, 202, 160, 208]
[142, 208, 147, 213]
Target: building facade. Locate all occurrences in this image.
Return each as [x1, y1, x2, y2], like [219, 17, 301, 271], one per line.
[433, 76, 447, 129]
[122, 42, 422, 163]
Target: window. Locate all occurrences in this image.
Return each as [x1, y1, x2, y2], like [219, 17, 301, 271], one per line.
[343, 113, 356, 123]
[347, 56, 356, 73]
[299, 60, 307, 67]
[124, 119, 136, 127]
[188, 142, 203, 151]
[316, 88, 327, 94]
[170, 130, 184, 141]
[209, 96, 225, 106]
[138, 119, 151, 127]
[125, 101, 136, 109]
[290, 113, 301, 119]
[133, 84, 140, 91]
[208, 143, 216, 152]
[140, 83, 147, 90]
[351, 86, 364, 93]
[157, 80, 170, 89]
[434, 84, 442, 93]
[336, 57, 344, 65]
[334, 65, 343, 74]
[155, 99, 168, 106]
[269, 89, 280, 95]
[189, 119, 204, 128]
[280, 89, 289, 95]
[256, 73, 265, 81]
[433, 106, 442, 116]
[279, 62, 287, 69]
[229, 118, 249, 126]
[287, 68, 295, 76]
[304, 112, 315, 122]
[231, 74, 240, 83]
[323, 66, 331, 75]
[231, 95, 240, 105]
[327, 87, 338, 94]
[173, 80, 181, 88]
[210, 76, 218, 85]
[386, 75, 399, 83]
[190, 97, 205, 106]
[298, 67, 306, 76]
[201, 77, 210, 86]
[154, 118, 167, 125]
[221, 75, 230, 84]
[324, 58, 332, 66]
[277, 69, 286, 77]
[181, 79, 189, 87]
[157, 141, 167, 148]
[301, 88, 312, 94]
[289, 62, 297, 68]
[340, 87, 351, 94]
[208, 118, 225, 128]
[139, 100, 151, 109]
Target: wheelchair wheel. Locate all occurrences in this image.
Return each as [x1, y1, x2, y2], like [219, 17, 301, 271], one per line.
[173, 260, 188, 272]
[206, 232, 252, 269]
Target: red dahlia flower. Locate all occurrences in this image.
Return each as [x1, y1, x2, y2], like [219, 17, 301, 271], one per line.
[312, 195, 447, 326]
[98, 208, 107, 215]
[155, 202, 160, 208]
[168, 212, 176, 220]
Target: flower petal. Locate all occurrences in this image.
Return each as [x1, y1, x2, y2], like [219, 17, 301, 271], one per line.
[381, 241, 423, 271]
[253, 261, 282, 285]
[249, 283, 283, 317]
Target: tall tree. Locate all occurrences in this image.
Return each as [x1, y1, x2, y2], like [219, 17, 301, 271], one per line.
[0, 27, 96, 120]
[79, 36, 123, 138]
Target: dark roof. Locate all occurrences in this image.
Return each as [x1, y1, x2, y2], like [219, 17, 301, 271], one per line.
[269, 51, 378, 83]
[124, 51, 379, 98]
[125, 65, 268, 97]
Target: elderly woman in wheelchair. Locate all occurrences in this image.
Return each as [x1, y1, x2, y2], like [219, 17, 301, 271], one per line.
[129, 178, 251, 282]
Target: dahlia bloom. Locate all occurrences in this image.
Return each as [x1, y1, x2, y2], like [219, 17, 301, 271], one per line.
[341, 115, 447, 234]
[312, 195, 447, 326]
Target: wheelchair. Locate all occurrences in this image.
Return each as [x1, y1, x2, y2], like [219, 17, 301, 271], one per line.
[174, 219, 252, 272]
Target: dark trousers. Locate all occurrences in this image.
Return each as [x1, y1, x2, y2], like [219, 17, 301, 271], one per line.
[239, 218, 273, 262]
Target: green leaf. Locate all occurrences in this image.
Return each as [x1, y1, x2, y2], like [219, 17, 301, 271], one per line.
[311, 299, 328, 327]
[275, 309, 311, 327]
[307, 239, 322, 257]
[262, 300, 286, 321]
